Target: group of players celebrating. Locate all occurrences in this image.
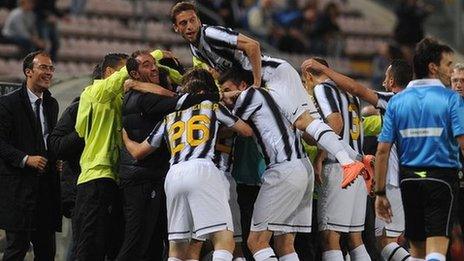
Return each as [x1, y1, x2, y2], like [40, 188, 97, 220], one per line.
[68, 1, 463, 261]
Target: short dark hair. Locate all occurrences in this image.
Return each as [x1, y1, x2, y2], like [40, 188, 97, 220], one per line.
[93, 53, 129, 80]
[390, 59, 413, 88]
[413, 37, 453, 79]
[307, 57, 329, 76]
[181, 68, 217, 94]
[170, 1, 198, 24]
[22, 51, 50, 76]
[126, 50, 151, 79]
[218, 68, 253, 86]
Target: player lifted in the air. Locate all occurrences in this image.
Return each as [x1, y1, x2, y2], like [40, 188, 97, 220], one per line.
[170, 1, 371, 188]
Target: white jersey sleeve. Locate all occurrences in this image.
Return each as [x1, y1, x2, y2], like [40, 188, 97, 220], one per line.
[313, 83, 340, 118]
[217, 103, 239, 127]
[204, 25, 239, 49]
[147, 119, 166, 148]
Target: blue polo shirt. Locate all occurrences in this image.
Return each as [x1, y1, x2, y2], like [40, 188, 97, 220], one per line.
[379, 79, 464, 169]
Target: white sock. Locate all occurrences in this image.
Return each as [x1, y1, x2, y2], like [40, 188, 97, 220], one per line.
[344, 140, 363, 160]
[213, 249, 233, 261]
[409, 258, 425, 261]
[322, 250, 344, 261]
[425, 252, 446, 261]
[279, 252, 299, 261]
[305, 119, 354, 165]
[253, 247, 278, 261]
[381, 242, 410, 261]
[349, 244, 371, 261]
[233, 258, 246, 261]
[168, 258, 183, 261]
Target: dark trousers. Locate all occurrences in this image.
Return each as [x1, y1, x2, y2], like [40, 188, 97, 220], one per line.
[116, 181, 167, 261]
[73, 178, 123, 261]
[3, 229, 55, 261]
[237, 184, 260, 260]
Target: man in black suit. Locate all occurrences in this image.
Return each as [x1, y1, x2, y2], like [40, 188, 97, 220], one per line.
[0, 51, 61, 260]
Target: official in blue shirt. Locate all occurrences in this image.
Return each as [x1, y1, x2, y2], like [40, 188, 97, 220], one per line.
[375, 37, 464, 261]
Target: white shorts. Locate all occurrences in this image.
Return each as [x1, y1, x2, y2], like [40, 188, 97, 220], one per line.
[251, 158, 314, 234]
[263, 61, 321, 124]
[375, 184, 405, 238]
[224, 172, 243, 242]
[165, 159, 233, 241]
[317, 162, 367, 233]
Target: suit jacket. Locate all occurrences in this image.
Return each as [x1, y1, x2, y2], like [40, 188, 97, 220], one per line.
[0, 83, 61, 231]
[48, 97, 84, 218]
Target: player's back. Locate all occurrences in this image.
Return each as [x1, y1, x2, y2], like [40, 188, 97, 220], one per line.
[151, 100, 238, 166]
[233, 87, 306, 167]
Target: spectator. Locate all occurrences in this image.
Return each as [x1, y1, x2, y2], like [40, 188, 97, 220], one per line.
[0, 51, 60, 260]
[1, 0, 45, 58]
[310, 1, 342, 55]
[246, 0, 277, 40]
[70, 0, 87, 16]
[393, 0, 432, 59]
[34, 0, 62, 61]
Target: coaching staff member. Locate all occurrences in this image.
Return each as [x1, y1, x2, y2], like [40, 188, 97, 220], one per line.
[375, 37, 464, 261]
[0, 51, 60, 260]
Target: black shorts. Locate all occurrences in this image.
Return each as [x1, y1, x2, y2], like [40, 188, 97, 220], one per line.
[399, 167, 460, 241]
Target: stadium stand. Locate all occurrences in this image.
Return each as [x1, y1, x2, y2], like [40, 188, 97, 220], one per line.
[0, 0, 393, 85]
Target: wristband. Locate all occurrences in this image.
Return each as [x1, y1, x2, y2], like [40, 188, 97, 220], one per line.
[374, 190, 386, 196]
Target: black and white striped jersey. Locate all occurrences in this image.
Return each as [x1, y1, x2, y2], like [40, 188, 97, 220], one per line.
[233, 87, 306, 167]
[375, 91, 395, 115]
[213, 132, 235, 173]
[313, 80, 363, 156]
[190, 24, 284, 74]
[148, 101, 238, 166]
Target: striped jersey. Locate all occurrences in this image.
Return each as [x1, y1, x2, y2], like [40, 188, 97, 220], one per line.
[213, 132, 235, 173]
[148, 100, 238, 166]
[375, 91, 395, 115]
[233, 87, 306, 166]
[375, 91, 400, 185]
[190, 24, 284, 74]
[313, 80, 363, 158]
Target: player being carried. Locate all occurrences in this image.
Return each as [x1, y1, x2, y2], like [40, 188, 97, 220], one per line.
[170, 1, 371, 188]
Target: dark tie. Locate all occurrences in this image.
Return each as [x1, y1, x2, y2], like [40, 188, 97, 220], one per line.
[35, 98, 44, 134]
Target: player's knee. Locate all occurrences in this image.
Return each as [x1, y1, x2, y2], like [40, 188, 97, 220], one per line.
[247, 232, 271, 253]
[320, 230, 341, 251]
[211, 230, 235, 253]
[293, 111, 313, 131]
[273, 234, 295, 256]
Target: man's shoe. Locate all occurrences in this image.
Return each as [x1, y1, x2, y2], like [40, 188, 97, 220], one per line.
[341, 161, 366, 188]
[362, 155, 375, 194]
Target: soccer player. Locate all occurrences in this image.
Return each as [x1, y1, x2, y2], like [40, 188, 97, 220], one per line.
[123, 69, 253, 261]
[302, 58, 413, 260]
[375, 38, 464, 261]
[219, 68, 313, 261]
[303, 58, 371, 261]
[170, 1, 367, 188]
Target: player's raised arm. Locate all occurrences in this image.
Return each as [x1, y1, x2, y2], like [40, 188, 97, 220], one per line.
[302, 58, 379, 106]
[237, 34, 262, 87]
[217, 103, 253, 137]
